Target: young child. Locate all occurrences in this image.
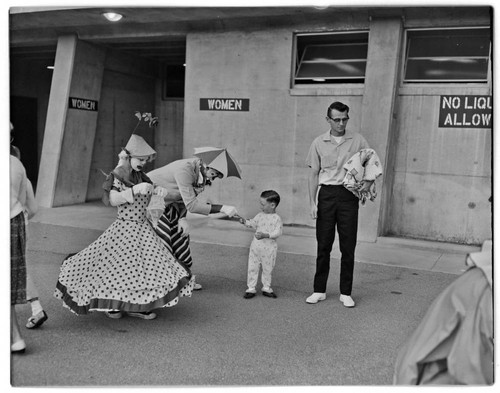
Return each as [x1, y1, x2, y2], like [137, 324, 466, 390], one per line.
[239, 190, 283, 299]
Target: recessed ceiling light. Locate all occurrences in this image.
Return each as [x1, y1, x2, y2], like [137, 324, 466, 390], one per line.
[102, 12, 123, 22]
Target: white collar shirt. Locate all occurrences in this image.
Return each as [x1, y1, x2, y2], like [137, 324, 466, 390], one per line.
[306, 129, 370, 185]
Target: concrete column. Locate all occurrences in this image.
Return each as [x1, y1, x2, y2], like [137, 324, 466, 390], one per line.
[359, 16, 403, 242]
[36, 35, 105, 207]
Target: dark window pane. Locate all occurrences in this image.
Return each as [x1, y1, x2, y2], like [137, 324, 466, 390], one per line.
[294, 32, 369, 85]
[296, 61, 366, 79]
[302, 43, 368, 61]
[405, 58, 489, 81]
[164, 65, 185, 98]
[408, 36, 490, 58]
[404, 28, 490, 83]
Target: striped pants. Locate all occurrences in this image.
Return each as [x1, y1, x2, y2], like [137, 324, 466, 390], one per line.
[155, 205, 193, 268]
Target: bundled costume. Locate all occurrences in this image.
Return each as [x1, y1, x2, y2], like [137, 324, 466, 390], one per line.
[343, 148, 383, 205]
[54, 135, 194, 315]
[244, 212, 283, 294]
[393, 240, 493, 385]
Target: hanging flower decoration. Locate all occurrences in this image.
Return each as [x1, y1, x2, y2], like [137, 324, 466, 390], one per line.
[133, 111, 159, 132]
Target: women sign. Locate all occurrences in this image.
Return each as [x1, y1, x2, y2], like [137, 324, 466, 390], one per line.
[439, 95, 492, 128]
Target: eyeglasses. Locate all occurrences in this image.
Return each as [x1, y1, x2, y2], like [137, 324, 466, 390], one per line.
[328, 116, 350, 124]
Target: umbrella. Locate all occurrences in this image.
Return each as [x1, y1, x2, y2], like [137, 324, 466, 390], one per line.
[193, 147, 242, 179]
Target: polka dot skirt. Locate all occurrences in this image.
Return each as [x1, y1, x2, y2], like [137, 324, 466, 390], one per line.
[54, 193, 194, 315]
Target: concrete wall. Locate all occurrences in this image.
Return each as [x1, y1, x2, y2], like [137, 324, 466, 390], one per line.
[184, 29, 303, 229]
[86, 49, 161, 200]
[85, 49, 185, 200]
[387, 89, 492, 244]
[184, 28, 386, 241]
[37, 35, 105, 207]
[18, 7, 491, 245]
[183, 10, 491, 245]
[85, 70, 156, 200]
[154, 95, 184, 169]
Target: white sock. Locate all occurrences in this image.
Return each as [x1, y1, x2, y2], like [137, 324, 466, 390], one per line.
[29, 299, 44, 315]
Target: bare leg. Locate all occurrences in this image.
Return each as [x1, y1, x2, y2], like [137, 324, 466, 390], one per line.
[11, 305, 25, 351]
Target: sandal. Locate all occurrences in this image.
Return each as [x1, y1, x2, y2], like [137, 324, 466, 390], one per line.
[26, 310, 48, 329]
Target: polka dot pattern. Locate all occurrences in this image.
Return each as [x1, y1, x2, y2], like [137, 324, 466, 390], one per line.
[54, 192, 194, 314]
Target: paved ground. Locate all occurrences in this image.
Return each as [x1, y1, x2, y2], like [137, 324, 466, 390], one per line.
[5, 204, 466, 388]
[26, 201, 480, 275]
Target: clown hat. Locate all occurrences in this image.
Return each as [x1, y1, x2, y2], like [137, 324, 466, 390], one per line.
[124, 134, 156, 160]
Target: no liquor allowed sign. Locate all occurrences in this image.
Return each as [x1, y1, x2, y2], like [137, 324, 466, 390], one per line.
[439, 95, 492, 128]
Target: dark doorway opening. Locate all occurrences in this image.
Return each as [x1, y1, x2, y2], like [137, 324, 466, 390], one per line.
[10, 96, 39, 188]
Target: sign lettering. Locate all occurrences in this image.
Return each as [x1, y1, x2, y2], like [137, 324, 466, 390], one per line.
[439, 95, 492, 128]
[69, 97, 98, 112]
[200, 98, 249, 112]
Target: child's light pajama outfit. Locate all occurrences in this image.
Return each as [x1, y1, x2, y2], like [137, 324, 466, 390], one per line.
[245, 212, 283, 294]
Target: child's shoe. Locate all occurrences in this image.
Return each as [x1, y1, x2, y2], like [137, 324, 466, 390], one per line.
[262, 291, 277, 298]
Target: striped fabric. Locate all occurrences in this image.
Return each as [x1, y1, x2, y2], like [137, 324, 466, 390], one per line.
[155, 205, 193, 268]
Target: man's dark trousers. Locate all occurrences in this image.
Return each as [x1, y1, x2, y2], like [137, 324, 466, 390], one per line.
[314, 185, 359, 295]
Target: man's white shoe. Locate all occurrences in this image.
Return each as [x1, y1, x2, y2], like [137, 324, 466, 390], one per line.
[306, 292, 326, 304]
[339, 295, 355, 308]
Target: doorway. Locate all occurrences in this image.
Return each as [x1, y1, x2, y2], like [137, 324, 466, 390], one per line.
[10, 96, 39, 188]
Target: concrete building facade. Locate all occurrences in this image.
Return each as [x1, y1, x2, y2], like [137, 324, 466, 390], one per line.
[9, 6, 492, 245]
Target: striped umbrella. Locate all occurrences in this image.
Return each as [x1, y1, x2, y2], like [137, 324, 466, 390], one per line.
[194, 147, 242, 179]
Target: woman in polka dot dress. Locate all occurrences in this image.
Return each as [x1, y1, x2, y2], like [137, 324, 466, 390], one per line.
[54, 134, 194, 320]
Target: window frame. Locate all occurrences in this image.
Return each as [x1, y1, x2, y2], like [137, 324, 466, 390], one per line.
[402, 26, 492, 85]
[292, 30, 370, 88]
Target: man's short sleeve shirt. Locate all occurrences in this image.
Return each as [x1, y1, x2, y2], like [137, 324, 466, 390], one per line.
[306, 130, 370, 185]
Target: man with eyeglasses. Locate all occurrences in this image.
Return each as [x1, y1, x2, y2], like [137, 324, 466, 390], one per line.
[305, 101, 373, 307]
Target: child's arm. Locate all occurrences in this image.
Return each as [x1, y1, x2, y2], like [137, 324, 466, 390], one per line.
[241, 215, 258, 229]
[267, 215, 283, 239]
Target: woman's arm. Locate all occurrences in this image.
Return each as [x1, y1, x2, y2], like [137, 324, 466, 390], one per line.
[25, 179, 38, 219]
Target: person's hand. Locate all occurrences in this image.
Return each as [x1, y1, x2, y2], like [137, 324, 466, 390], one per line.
[133, 182, 153, 195]
[310, 203, 318, 219]
[254, 232, 267, 240]
[178, 219, 190, 238]
[154, 186, 168, 197]
[359, 180, 374, 193]
[220, 205, 238, 217]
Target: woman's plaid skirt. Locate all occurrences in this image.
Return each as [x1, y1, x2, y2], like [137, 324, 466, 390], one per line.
[11, 212, 27, 305]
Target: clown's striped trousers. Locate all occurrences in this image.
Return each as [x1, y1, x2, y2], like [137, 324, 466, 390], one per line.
[155, 205, 193, 268]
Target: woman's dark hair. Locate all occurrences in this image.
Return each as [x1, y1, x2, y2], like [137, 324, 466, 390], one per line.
[261, 190, 280, 207]
[327, 101, 350, 117]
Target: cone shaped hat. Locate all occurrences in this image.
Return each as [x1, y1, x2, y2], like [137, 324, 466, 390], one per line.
[125, 134, 156, 159]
